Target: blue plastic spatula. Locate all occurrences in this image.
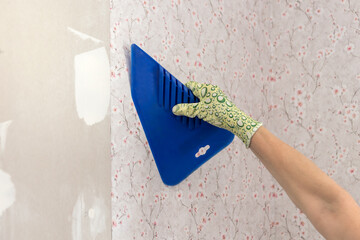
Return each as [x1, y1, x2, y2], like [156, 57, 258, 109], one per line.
[130, 44, 234, 186]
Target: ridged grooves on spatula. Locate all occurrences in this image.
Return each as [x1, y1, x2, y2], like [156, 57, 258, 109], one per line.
[158, 65, 201, 129]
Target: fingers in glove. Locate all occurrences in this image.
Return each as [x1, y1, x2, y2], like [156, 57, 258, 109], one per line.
[172, 103, 200, 118]
[185, 81, 204, 99]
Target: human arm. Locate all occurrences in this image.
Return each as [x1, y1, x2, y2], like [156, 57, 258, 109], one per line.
[250, 126, 360, 240]
[173, 81, 360, 239]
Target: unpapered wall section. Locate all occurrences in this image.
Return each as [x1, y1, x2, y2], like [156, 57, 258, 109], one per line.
[111, 0, 360, 239]
[0, 0, 111, 239]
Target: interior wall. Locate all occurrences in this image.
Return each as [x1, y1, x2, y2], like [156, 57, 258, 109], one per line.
[111, 0, 360, 239]
[0, 0, 111, 239]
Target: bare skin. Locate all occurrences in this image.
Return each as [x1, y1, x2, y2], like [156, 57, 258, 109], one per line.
[249, 126, 360, 240]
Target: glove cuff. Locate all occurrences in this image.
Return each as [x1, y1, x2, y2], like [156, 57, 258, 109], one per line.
[244, 122, 263, 148]
[230, 111, 263, 148]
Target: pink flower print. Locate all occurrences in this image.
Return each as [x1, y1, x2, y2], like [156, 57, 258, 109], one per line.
[268, 75, 276, 82]
[177, 191, 182, 199]
[345, 43, 355, 53]
[298, 25, 304, 31]
[332, 85, 341, 96]
[317, 127, 325, 133]
[348, 167, 357, 175]
[315, 8, 323, 15]
[317, 49, 324, 59]
[174, 56, 181, 65]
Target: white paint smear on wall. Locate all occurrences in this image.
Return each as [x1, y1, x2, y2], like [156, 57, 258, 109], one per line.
[88, 197, 106, 239]
[74, 47, 110, 126]
[72, 193, 106, 240]
[72, 194, 84, 240]
[0, 170, 16, 216]
[68, 27, 102, 43]
[0, 120, 12, 153]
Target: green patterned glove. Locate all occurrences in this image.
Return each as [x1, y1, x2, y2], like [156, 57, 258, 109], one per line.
[172, 81, 263, 148]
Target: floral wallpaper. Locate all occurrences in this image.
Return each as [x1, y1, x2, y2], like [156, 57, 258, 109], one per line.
[110, 0, 360, 239]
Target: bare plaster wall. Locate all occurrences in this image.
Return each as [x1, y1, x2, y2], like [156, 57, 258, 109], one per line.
[0, 1, 111, 239]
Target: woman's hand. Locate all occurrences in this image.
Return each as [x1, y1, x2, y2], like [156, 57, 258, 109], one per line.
[172, 81, 262, 148]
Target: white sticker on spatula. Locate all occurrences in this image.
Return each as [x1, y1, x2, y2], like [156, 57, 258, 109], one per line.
[195, 145, 210, 158]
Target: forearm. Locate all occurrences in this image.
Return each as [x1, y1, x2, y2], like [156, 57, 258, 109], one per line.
[249, 126, 360, 239]
[172, 81, 360, 238]
[249, 126, 343, 210]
